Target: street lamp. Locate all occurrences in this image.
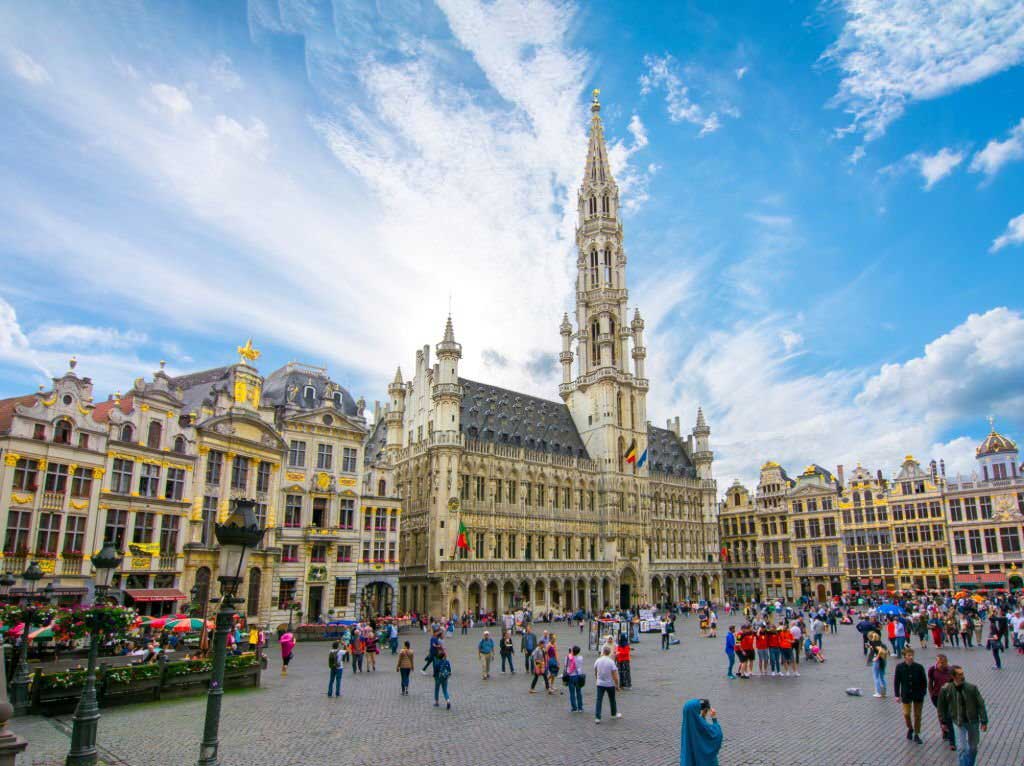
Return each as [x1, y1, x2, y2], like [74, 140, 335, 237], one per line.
[197, 499, 264, 766]
[10, 562, 43, 716]
[0, 574, 15, 602]
[65, 541, 122, 766]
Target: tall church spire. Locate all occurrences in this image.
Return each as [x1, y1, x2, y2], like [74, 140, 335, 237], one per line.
[579, 89, 619, 222]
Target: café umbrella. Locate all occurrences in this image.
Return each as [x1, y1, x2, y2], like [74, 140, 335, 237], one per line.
[877, 604, 905, 616]
[164, 617, 212, 633]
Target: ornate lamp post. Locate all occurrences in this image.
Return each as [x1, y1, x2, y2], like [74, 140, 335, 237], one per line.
[0, 574, 14, 602]
[10, 562, 43, 715]
[65, 541, 122, 766]
[197, 499, 264, 766]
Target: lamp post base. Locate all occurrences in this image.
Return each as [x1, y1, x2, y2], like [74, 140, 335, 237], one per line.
[197, 583, 243, 766]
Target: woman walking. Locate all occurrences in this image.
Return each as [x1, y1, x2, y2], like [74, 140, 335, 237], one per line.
[546, 634, 561, 694]
[432, 647, 452, 709]
[566, 645, 584, 712]
[987, 630, 1003, 669]
[615, 633, 632, 690]
[500, 630, 515, 674]
[868, 638, 889, 698]
[679, 698, 722, 766]
[397, 640, 414, 695]
[365, 627, 378, 672]
[279, 629, 295, 677]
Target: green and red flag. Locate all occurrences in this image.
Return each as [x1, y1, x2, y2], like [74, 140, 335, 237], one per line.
[456, 521, 469, 549]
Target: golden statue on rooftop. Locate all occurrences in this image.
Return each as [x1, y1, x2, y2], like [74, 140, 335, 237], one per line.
[237, 338, 261, 364]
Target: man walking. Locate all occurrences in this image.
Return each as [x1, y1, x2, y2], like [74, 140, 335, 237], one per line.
[593, 645, 621, 724]
[660, 618, 670, 650]
[893, 648, 927, 743]
[937, 666, 988, 766]
[478, 630, 495, 680]
[521, 625, 538, 673]
[928, 654, 956, 751]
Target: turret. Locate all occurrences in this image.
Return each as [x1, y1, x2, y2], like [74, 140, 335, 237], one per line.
[386, 366, 405, 452]
[432, 316, 463, 434]
[693, 408, 712, 480]
[631, 308, 646, 379]
[559, 313, 574, 384]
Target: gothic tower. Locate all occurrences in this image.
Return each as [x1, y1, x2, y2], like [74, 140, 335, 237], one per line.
[561, 90, 649, 474]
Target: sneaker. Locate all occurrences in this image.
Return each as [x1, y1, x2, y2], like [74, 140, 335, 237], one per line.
[913, 735, 922, 744]
[595, 718, 601, 724]
[446, 701, 451, 710]
[434, 702, 439, 707]
[906, 729, 914, 741]
[794, 672, 800, 677]
[872, 693, 882, 698]
[614, 713, 623, 719]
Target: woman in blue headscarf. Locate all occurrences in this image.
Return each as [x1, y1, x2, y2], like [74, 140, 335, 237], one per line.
[679, 698, 723, 766]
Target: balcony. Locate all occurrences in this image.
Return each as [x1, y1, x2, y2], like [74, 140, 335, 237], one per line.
[41, 492, 65, 511]
[59, 558, 84, 576]
[303, 526, 346, 543]
[158, 555, 179, 571]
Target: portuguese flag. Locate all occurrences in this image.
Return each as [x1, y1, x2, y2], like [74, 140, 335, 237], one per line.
[624, 439, 637, 464]
[456, 521, 469, 549]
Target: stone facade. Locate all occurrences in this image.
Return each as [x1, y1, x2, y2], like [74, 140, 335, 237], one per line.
[386, 92, 722, 617]
[720, 425, 1024, 600]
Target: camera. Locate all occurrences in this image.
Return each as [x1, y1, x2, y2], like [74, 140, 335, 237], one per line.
[699, 698, 711, 713]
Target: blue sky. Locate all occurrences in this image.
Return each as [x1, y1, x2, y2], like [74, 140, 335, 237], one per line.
[1, 0, 1023, 489]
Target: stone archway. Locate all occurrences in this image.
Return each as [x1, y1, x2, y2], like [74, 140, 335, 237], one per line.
[535, 579, 548, 611]
[486, 581, 499, 615]
[601, 577, 612, 611]
[651, 576, 663, 607]
[619, 567, 638, 610]
[689, 575, 698, 602]
[519, 580, 531, 610]
[469, 582, 482, 614]
[551, 580, 562, 610]
[666, 577, 675, 605]
[588, 578, 599, 613]
[503, 581, 515, 610]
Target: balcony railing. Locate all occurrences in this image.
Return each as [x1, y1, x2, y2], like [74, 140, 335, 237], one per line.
[158, 555, 178, 571]
[2, 555, 27, 573]
[41, 492, 65, 511]
[59, 558, 84, 576]
[303, 526, 345, 542]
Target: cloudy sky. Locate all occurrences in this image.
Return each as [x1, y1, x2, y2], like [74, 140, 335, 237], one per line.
[2, 1, 1023, 490]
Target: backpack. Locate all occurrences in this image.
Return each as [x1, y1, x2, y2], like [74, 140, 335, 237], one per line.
[328, 649, 339, 670]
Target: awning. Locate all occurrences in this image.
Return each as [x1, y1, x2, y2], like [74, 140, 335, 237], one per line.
[334, 577, 351, 583]
[954, 573, 1006, 586]
[124, 588, 186, 603]
[9, 587, 86, 596]
[279, 577, 297, 584]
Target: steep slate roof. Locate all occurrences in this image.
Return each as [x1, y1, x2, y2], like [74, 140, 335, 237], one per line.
[646, 425, 696, 478]
[458, 378, 589, 458]
[165, 367, 232, 415]
[0, 394, 39, 434]
[262, 363, 359, 417]
[364, 416, 388, 467]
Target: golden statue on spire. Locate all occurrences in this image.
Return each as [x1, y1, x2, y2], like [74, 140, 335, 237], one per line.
[237, 338, 261, 364]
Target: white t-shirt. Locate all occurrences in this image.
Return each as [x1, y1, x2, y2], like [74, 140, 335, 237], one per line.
[594, 655, 617, 687]
[789, 625, 802, 641]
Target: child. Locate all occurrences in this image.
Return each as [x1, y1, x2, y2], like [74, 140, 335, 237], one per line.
[810, 644, 825, 663]
[803, 635, 814, 660]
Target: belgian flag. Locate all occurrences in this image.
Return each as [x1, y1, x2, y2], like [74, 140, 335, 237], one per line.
[624, 439, 637, 464]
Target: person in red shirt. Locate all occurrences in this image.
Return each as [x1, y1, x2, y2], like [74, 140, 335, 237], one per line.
[777, 625, 795, 676]
[738, 627, 756, 679]
[766, 626, 782, 676]
[755, 627, 770, 676]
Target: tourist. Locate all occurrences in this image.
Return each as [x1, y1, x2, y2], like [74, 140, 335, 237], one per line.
[593, 645, 621, 723]
[327, 640, 344, 698]
[615, 632, 631, 690]
[928, 654, 956, 751]
[478, 630, 495, 680]
[937, 666, 988, 766]
[431, 647, 452, 709]
[350, 631, 365, 672]
[279, 629, 295, 677]
[930, 613, 945, 648]
[754, 627, 769, 676]
[737, 625, 755, 679]
[396, 640, 414, 695]
[893, 648, 927, 744]
[547, 634, 561, 692]
[914, 612, 929, 649]
[959, 613, 972, 648]
[777, 623, 797, 677]
[499, 629, 515, 673]
[364, 627, 378, 672]
[529, 643, 550, 694]
[566, 645, 584, 712]
[679, 698, 722, 766]
[660, 618, 670, 650]
[521, 625, 538, 672]
[422, 629, 443, 674]
[868, 639, 888, 698]
[388, 621, 399, 654]
[986, 630, 1002, 670]
[811, 616, 825, 649]
[766, 625, 781, 676]
[973, 614, 984, 649]
[724, 626, 736, 679]
[788, 620, 803, 669]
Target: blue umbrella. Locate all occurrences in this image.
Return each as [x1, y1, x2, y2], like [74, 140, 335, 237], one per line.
[877, 604, 904, 616]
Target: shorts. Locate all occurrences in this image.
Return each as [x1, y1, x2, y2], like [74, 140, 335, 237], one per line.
[780, 648, 793, 662]
[757, 649, 770, 662]
[739, 650, 754, 662]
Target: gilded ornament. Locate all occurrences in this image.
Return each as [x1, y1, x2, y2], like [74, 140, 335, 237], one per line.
[92, 467, 105, 479]
[40, 396, 56, 407]
[315, 472, 331, 490]
[70, 500, 89, 510]
[77, 404, 90, 415]
[37, 459, 47, 471]
[237, 338, 261, 364]
[140, 404, 150, 412]
[38, 559, 56, 574]
[3, 453, 19, 467]
[286, 471, 305, 481]
[11, 494, 32, 505]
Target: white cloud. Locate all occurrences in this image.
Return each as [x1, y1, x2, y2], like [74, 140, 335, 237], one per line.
[0, 297, 48, 378]
[969, 117, 1024, 179]
[639, 54, 731, 136]
[735, 66, 748, 80]
[210, 54, 243, 91]
[29, 324, 148, 349]
[849, 145, 866, 165]
[918, 147, 964, 189]
[779, 330, 803, 352]
[6, 48, 50, 84]
[150, 83, 192, 115]
[213, 115, 269, 160]
[990, 212, 1024, 252]
[607, 114, 653, 212]
[823, 0, 1024, 140]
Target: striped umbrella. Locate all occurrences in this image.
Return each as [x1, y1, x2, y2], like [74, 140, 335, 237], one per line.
[29, 623, 55, 642]
[134, 615, 168, 630]
[164, 617, 211, 633]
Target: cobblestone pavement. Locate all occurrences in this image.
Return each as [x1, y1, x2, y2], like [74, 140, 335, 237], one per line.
[13, 616, 1024, 766]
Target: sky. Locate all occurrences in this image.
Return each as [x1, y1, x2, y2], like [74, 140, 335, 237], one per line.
[1, 0, 1023, 492]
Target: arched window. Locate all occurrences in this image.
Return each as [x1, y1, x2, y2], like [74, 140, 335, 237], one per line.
[147, 420, 162, 449]
[589, 251, 598, 288]
[603, 195, 610, 213]
[246, 567, 261, 617]
[629, 394, 635, 429]
[378, 478, 386, 496]
[609, 318, 616, 366]
[864, 490, 873, 503]
[617, 436, 624, 473]
[603, 249, 612, 285]
[303, 385, 316, 401]
[589, 197, 596, 215]
[194, 567, 211, 612]
[616, 392, 623, 427]
[173, 435, 187, 454]
[333, 392, 343, 407]
[120, 423, 134, 443]
[590, 322, 600, 365]
[54, 419, 72, 445]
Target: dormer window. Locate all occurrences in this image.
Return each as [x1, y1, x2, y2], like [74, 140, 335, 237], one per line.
[33, 424, 46, 440]
[121, 423, 135, 443]
[303, 385, 316, 401]
[54, 419, 73, 445]
[333, 392, 343, 407]
[173, 435, 187, 454]
[147, 420, 162, 449]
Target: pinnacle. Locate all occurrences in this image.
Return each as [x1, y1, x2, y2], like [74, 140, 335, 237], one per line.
[442, 314, 456, 344]
[696, 407, 707, 429]
[392, 366, 403, 385]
